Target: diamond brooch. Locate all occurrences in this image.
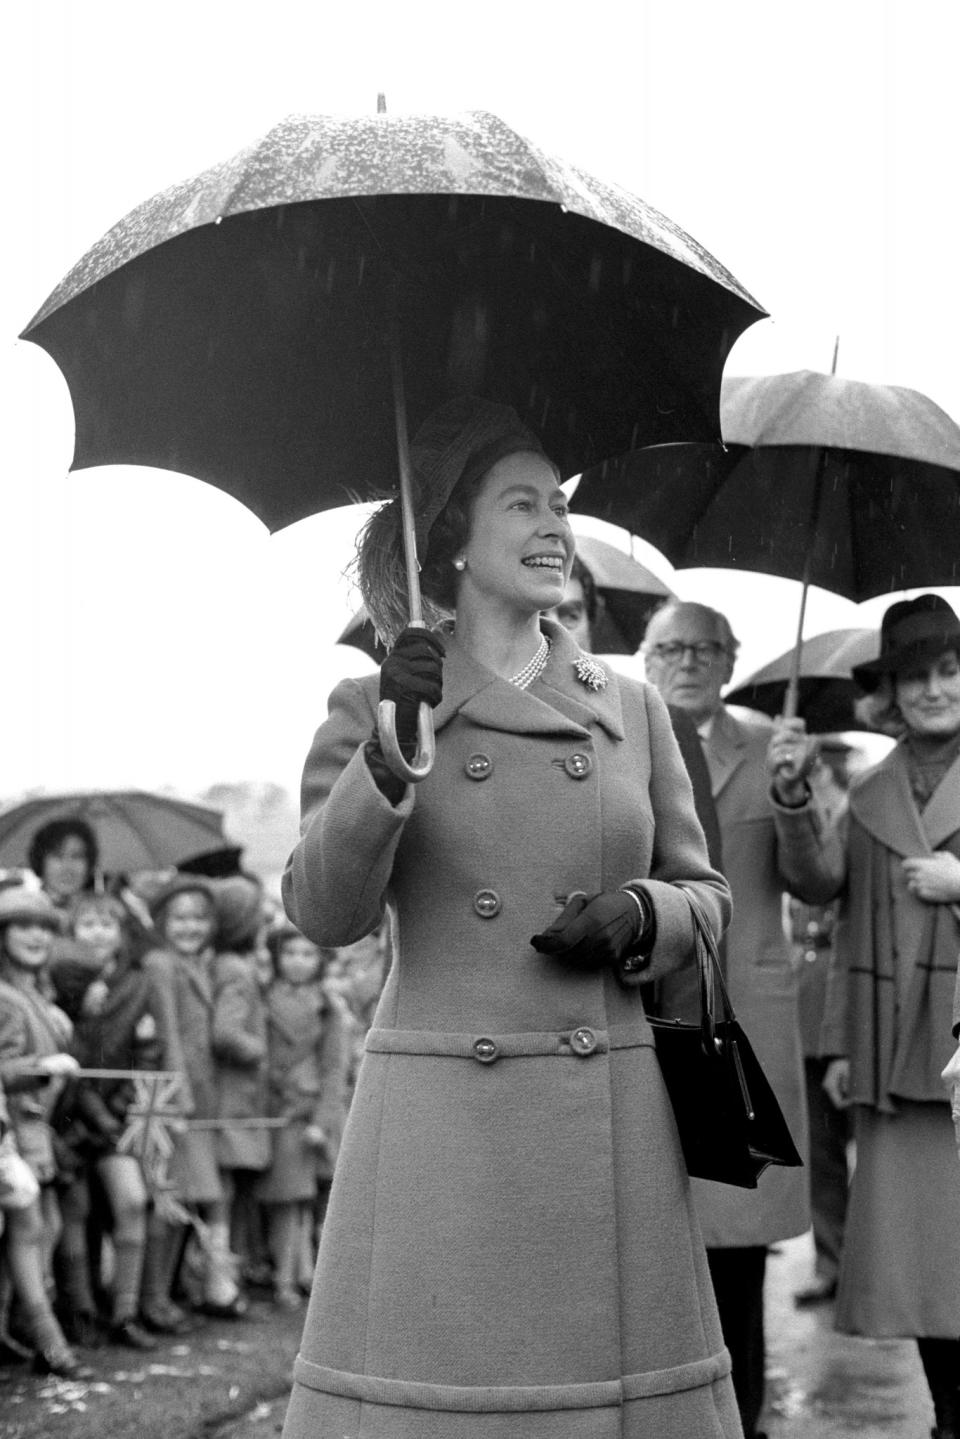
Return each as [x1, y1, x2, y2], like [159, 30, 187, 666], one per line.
[573, 655, 608, 691]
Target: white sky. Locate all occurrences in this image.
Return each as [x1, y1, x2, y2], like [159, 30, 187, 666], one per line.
[4, 0, 959, 799]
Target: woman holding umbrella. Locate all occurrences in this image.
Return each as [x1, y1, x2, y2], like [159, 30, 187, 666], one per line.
[806, 595, 960, 1439]
[282, 397, 739, 1439]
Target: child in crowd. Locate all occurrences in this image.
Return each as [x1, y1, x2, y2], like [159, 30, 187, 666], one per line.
[0, 887, 90, 1378]
[143, 876, 247, 1323]
[50, 892, 173, 1350]
[258, 925, 348, 1308]
[208, 875, 271, 1293]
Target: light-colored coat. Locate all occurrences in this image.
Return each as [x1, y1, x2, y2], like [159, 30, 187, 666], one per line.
[212, 951, 271, 1172]
[691, 705, 838, 1248]
[143, 947, 223, 1204]
[815, 740, 960, 1338]
[820, 742, 960, 1102]
[0, 976, 72, 1182]
[258, 978, 349, 1202]
[280, 623, 741, 1439]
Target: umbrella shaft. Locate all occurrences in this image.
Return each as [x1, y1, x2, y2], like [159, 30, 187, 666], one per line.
[391, 334, 424, 627]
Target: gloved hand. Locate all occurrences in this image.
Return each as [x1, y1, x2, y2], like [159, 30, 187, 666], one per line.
[378, 626, 446, 758]
[530, 888, 651, 969]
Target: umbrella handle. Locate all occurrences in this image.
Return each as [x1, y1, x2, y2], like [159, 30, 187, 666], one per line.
[376, 699, 436, 783]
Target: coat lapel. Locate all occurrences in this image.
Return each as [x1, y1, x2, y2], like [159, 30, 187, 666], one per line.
[920, 746, 960, 849]
[432, 620, 625, 741]
[703, 706, 750, 800]
[850, 746, 931, 858]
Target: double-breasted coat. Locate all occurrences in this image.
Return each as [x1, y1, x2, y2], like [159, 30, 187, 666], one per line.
[691, 706, 838, 1249]
[281, 622, 742, 1439]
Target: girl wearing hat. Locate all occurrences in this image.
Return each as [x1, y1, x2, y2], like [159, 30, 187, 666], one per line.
[281, 398, 737, 1439]
[790, 595, 960, 1438]
[0, 887, 91, 1378]
[208, 875, 271, 1296]
[140, 876, 243, 1329]
[257, 925, 348, 1310]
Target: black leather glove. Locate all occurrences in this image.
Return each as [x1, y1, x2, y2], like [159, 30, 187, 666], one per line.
[378, 626, 446, 758]
[530, 888, 652, 969]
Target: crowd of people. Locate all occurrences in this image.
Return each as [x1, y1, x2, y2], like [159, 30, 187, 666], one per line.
[2, 397, 960, 1439]
[0, 814, 386, 1382]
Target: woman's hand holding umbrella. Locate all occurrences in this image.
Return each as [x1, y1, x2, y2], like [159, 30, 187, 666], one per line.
[766, 716, 820, 805]
[367, 627, 445, 795]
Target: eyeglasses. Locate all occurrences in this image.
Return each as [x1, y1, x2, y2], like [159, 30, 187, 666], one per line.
[648, 641, 728, 665]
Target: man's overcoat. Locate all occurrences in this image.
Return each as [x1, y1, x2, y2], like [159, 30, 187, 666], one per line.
[280, 624, 742, 1439]
[692, 706, 837, 1248]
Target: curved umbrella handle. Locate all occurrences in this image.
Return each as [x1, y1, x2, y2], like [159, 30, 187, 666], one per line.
[376, 699, 436, 783]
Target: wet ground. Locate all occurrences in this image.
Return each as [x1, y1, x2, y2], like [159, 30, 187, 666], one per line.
[0, 1234, 937, 1437]
[763, 1233, 933, 1438]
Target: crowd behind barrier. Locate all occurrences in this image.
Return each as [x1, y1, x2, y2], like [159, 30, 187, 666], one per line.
[0, 816, 387, 1378]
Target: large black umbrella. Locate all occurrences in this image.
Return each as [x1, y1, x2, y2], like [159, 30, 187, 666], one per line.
[572, 369, 960, 711]
[21, 108, 763, 772]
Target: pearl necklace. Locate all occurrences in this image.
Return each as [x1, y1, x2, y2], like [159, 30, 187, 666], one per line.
[509, 635, 550, 689]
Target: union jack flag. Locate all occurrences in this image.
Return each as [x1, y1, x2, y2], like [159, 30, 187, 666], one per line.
[116, 1070, 184, 1191]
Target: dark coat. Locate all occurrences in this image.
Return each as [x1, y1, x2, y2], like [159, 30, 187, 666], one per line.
[280, 623, 740, 1439]
[51, 949, 176, 1159]
[691, 705, 838, 1249]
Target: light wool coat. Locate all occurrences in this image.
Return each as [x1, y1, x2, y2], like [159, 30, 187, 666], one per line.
[281, 623, 742, 1439]
[691, 706, 838, 1248]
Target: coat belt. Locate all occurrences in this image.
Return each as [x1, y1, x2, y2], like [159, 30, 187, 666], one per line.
[293, 1348, 731, 1409]
[364, 1024, 654, 1060]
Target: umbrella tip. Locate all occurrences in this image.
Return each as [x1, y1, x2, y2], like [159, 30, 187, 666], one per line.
[377, 92, 387, 114]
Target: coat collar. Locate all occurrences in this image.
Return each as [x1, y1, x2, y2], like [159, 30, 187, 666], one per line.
[432, 619, 625, 741]
[851, 741, 960, 855]
[701, 704, 754, 799]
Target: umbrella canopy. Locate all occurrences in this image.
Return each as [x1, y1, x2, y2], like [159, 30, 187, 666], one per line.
[570, 535, 674, 653]
[21, 109, 764, 531]
[725, 627, 879, 732]
[336, 535, 674, 660]
[0, 790, 228, 875]
[571, 370, 960, 601]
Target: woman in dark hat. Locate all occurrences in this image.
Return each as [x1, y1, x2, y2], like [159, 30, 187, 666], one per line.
[804, 594, 960, 1438]
[281, 397, 737, 1439]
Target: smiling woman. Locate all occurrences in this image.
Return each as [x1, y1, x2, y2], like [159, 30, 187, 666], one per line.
[280, 397, 739, 1438]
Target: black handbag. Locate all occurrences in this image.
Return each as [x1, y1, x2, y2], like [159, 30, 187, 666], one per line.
[648, 885, 804, 1189]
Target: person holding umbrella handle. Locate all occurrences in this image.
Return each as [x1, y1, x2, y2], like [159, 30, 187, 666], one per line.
[281, 397, 738, 1439]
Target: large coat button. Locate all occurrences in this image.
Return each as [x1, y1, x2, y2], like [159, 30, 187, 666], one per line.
[563, 752, 593, 779]
[472, 1037, 498, 1064]
[569, 1026, 598, 1056]
[465, 753, 493, 781]
[473, 889, 502, 918]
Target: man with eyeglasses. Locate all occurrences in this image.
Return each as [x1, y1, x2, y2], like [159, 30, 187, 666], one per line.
[643, 600, 838, 1439]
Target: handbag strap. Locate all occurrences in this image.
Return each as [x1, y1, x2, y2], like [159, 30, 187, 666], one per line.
[675, 885, 737, 1050]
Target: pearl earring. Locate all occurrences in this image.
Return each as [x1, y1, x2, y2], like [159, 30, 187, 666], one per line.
[453, 557, 466, 572]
